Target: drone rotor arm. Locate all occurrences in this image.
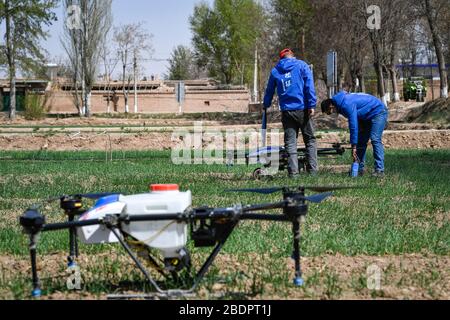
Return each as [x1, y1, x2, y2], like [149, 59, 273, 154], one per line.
[243, 200, 289, 212]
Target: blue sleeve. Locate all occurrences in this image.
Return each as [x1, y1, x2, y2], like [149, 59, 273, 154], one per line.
[263, 73, 276, 109]
[345, 105, 359, 146]
[303, 64, 317, 109]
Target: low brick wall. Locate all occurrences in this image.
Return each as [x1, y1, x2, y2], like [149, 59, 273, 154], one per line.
[46, 90, 250, 114]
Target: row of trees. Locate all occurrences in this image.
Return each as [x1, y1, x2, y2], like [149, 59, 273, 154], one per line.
[168, 0, 449, 102]
[61, 1, 153, 117]
[0, 0, 57, 120]
[1, 0, 448, 119]
[1, 0, 154, 119]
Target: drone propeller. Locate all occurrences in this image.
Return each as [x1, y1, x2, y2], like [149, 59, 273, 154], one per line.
[228, 187, 284, 195]
[227, 185, 362, 195]
[302, 186, 364, 192]
[305, 192, 333, 203]
[75, 193, 122, 200]
[243, 192, 334, 213]
[43, 192, 123, 204]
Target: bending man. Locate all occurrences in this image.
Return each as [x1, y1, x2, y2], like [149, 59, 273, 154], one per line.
[321, 92, 389, 177]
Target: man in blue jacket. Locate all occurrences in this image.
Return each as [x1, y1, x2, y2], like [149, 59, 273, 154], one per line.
[263, 48, 318, 177]
[321, 92, 389, 176]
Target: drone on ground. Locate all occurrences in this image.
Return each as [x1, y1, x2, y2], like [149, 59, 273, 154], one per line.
[242, 143, 347, 179]
[20, 184, 356, 299]
[230, 109, 347, 180]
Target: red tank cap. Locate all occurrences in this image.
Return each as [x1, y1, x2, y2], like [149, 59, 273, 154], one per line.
[150, 184, 180, 192]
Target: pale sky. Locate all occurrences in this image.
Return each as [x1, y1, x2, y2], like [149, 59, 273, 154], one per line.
[41, 0, 214, 78]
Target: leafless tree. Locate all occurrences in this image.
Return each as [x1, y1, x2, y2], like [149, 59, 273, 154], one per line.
[62, 0, 113, 117]
[62, 0, 82, 115]
[357, 0, 412, 103]
[422, 0, 449, 98]
[114, 23, 153, 113]
[244, 0, 448, 103]
[99, 37, 119, 113]
[326, 0, 371, 93]
[384, 1, 413, 102]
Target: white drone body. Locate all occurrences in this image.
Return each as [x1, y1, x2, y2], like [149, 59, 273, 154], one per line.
[77, 186, 192, 260]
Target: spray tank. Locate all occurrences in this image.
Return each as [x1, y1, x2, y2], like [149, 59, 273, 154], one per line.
[78, 185, 192, 270]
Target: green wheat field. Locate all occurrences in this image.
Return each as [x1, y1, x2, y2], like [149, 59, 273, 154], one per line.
[0, 149, 448, 299]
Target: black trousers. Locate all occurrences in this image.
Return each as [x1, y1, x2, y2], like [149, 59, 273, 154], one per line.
[281, 110, 318, 174]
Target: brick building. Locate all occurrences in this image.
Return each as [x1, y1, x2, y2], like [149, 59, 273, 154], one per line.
[0, 78, 251, 114]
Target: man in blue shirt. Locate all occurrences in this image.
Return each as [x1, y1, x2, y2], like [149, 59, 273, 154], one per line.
[321, 92, 389, 176]
[263, 48, 318, 177]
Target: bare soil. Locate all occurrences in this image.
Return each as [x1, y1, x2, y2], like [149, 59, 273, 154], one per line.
[1, 253, 448, 300]
[389, 98, 450, 124]
[1, 99, 449, 151]
[0, 129, 449, 152]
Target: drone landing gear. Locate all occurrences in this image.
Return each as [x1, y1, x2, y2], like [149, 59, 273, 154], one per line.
[105, 218, 239, 299]
[292, 219, 304, 287]
[19, 209, 46, 298]
[61, 196, 84, 268]
[30, 234, 42, 297]
[68, 215, 79, 268]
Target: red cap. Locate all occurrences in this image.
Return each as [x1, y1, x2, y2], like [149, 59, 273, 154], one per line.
[279, 48, 294, 59]
[150, 184, 180, 192]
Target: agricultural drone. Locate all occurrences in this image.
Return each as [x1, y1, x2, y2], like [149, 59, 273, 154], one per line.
[229, 108, 348, 179]
[243, 143, 346, 179]
[19, 184, 356, 298]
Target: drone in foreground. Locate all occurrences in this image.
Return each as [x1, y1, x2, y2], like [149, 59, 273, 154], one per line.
[20, 184, 357, 299]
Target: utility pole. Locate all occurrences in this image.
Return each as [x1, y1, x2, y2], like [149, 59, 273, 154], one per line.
[253, 47, 259, 103]
[133, 53, 138, 113]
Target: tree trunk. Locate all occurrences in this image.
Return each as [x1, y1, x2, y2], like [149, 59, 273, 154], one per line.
[5, 0, 16, 120]
[299, 27, 306, 59]
[389, 68, 400, 102]
[374, 61, 387, 104]
[371, 31, 387, 105]
[425, 0, 448, 98]
[73, 58, 82, 116]
[384, 70, 391, 103]
[9, 76, 16, 120]
[85, 90, 92, 118]
[81, 78, 86, 116]
[338, 65, 347, 91]
[106, 84, 111, 113]
[358, 73, 366, 93]
[122, 63, 129, 113]
[389, 35, 400, 102]
[133, 55, 138, 113]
